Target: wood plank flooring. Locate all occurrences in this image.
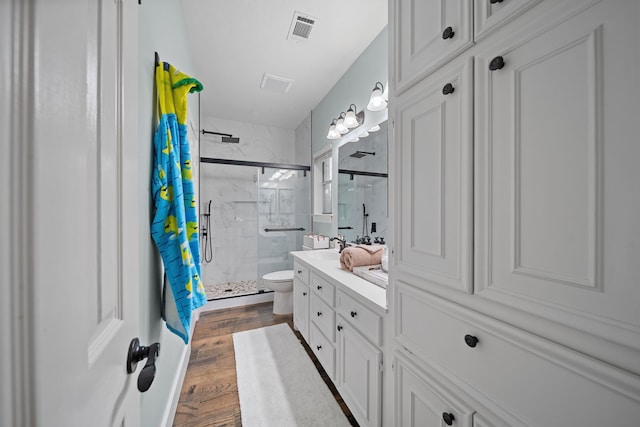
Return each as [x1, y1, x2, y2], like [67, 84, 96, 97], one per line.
[173, 302, 358, 427]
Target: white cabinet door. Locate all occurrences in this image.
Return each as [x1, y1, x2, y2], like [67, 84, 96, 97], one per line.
[395, 353, 474, 427]
[395, 57, 473, 294]
[393, 0, 473, 94]
[474, 0, 543, 40]
[293, 280, 310, 342]
[336, 316, 382, 427]
[475, 1, 640, 372]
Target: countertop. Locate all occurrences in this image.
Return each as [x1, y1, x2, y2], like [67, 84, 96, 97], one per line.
[291, 248, 388, 312]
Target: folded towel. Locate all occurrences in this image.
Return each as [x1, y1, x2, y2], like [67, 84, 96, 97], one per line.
[340, 245, 383, 271]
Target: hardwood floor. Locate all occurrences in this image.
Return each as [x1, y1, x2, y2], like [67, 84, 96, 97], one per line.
[173, 301, 358, 427]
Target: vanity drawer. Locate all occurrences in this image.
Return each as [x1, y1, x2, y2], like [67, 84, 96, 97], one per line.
[336, 290, 383, 346]
[310, 293, 335, 342]
[310, 322, 336, 381]
[310, 272, 335, 305]
[395, 281, 640, 426]
[294, 260, 309, 285]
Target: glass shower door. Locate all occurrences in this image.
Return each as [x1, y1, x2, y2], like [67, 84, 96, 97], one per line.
[257, 168, 310, 290]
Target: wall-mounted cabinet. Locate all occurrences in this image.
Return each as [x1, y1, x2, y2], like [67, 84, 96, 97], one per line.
[389, 0, 640, 425]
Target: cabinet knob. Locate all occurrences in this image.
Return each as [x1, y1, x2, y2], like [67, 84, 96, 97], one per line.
[337, 325, 343, 331]
[442, 26, 455, 40]
[442, 412, 455, 426]
[317, 311, 322, 317]
[489, 56, 505, 71]
[442, 83, 455, 95]
[464, 334, 479, 348]
[490, 0, 504, 3]
[317, 285, 322, 290]
[297, 270, 302, 274]
[316, 345, 322, 350]
[302, 292, 307, 296]
[350, 311, 357, 318]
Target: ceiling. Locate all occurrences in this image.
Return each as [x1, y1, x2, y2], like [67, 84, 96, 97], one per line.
[181, 0, 388, 130]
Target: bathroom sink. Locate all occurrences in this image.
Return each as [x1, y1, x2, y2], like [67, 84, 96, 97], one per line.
[303, 250, 340, 261]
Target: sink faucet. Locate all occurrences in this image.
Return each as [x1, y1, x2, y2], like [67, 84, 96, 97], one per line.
[330, 236, 347, 253]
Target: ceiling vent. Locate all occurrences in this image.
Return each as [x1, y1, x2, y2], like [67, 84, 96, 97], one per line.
[260, 73, 294, 94]
[287, 11, 317, 43]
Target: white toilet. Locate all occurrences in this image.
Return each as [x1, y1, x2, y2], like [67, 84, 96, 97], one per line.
[263, 270, 294, 315]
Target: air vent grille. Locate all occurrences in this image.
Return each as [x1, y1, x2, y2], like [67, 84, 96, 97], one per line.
[287, 12, 317, 43]
[260, 73, 294, 94]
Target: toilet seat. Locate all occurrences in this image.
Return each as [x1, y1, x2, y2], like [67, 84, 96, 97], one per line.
[263, 270, 294, 284]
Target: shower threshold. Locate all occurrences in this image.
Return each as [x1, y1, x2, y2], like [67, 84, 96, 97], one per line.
[204, 280, 272, 301]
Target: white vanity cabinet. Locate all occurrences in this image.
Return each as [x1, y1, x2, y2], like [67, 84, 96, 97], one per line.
[292, 259, 310, 342]
[291, 250, 387, 427]
[389, 0, 640, 425]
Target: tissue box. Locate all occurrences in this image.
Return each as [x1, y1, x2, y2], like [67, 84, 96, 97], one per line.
[303, 235, 330, 249]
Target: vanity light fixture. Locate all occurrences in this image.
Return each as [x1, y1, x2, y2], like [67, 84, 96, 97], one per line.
[367, 82, 387, 111]
[344, 104, 359, 128]
[336, 112, 349, 134]
[327, 119, 341, 140]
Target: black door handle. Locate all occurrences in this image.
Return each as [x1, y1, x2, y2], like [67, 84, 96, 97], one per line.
[127, 338, 160, 392]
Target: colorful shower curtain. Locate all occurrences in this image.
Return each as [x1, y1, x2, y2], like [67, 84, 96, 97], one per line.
[151, 61, 205, 344]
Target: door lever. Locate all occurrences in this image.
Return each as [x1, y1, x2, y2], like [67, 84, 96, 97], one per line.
[127, 338, 161, 392]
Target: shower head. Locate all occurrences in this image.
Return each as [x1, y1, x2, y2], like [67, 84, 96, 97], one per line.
[202, 129, 240, 143]
[350, 151, 375, 158]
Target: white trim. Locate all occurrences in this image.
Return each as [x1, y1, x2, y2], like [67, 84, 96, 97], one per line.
[2, 1, 33, 425]
[163, 343, 192, 427]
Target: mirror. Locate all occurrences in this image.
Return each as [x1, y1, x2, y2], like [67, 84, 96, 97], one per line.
[337, 120, 388, 245]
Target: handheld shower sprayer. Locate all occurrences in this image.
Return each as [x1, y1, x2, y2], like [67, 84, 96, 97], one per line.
[202, 201, 213, 263]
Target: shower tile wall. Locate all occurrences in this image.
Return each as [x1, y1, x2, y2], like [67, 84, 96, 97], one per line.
[199, 116, 296, 289]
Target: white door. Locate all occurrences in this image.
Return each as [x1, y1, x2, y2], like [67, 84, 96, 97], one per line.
[2, 0, 141, 425]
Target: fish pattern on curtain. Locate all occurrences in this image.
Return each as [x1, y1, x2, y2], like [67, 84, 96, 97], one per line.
[151, 61, 205, 344]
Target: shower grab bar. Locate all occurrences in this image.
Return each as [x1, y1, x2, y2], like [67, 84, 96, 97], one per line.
[264, 227, 306, 232]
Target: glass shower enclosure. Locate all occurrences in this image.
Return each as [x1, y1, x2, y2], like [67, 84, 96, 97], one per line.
[199, 157, 310, 300]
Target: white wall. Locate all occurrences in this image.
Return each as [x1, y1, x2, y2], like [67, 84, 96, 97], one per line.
[295, 112, 312, 166]
[138, 1, 199, 426]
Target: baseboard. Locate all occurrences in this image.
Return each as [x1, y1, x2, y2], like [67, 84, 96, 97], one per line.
[162, 310, 199, 427]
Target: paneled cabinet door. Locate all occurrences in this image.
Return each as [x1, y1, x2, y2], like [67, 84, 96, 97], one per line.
[395, 353, 474, 427]
[395, 57, 473, 294]
[474, 1, 640, 372]
[293, 281, 310, 342]
[393, 0, 472, 94]
[336, 316, 382, 427]
[474, 0, 543, 40]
